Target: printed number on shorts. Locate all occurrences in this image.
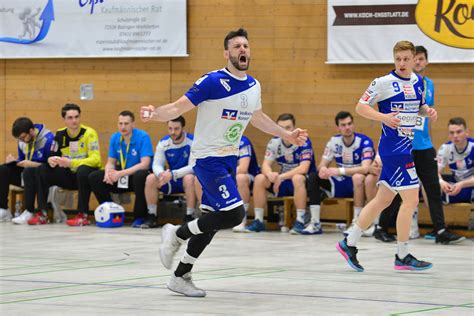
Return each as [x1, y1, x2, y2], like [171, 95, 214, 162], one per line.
[219, 185, 230, 199]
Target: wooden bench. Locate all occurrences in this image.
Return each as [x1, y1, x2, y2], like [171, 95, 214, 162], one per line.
[264, 196, 354, 230]
[9, 185, 25, 215]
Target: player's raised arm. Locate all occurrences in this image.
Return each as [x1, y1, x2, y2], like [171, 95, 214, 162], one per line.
[140, 96, 195, 123]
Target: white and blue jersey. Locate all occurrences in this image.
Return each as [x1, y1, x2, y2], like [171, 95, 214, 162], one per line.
[185, 68, 262, 159]
[437, 138, 474, 183]
[17, 124, 55, 163]
[184, 68, 262, 211]
[264, 137, 316, 197]
[322, 133, 374, 198]
[360, 70, 425, 157]
[359, 70, 424, 191]
[153, 133, 194, 195]
[413, 76, 434, 150]
[264, 137, 316, 174]
[438, 139, 474, 203]
[239, 135, 260, 178]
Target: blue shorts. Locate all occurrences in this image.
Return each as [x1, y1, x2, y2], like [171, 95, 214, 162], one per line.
[193, 156, 243, 212]
[329, 176, 354, 198]
[378, 154, 420, 193]
[275, 179, 294, 197]
[159, 178, 184, 195]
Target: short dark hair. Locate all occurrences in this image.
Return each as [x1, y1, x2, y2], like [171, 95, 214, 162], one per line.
[170, 116, 186, 127]
[61, 103, 81, 118]
[224, 28, 248, 50]
[119, 110, 135, 122]
[335, 111, 353, 126]
[276, 113, 295, 125]
[12, 117, 34, 138]
[415, 45, 428, 60]
[448, 117, 467, 128]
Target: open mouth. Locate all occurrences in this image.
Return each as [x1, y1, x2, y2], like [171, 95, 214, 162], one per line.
[239, 55, 247, 63]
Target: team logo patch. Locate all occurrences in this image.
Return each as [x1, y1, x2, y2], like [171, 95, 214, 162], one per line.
[221, 109, 238, 120]
[402, 84, 416, 100]
[223, 123, 243, 144]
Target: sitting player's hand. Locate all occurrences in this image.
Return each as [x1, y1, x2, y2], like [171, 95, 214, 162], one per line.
[439, 180, 452, 194]
[48, 156, 60, 167]
[318, 167, 330, 179]
[448, 182, 463, 196]
[267, 172, 279, 183]
[273, 175, 282, 194]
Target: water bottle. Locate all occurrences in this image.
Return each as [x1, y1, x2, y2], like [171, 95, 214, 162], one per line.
[15, 200, 22, 217]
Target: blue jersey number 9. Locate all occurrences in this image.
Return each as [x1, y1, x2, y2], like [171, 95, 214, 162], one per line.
[392, 82, 401, 92]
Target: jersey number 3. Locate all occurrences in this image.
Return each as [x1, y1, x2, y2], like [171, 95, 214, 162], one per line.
[219, 185, 230, 199]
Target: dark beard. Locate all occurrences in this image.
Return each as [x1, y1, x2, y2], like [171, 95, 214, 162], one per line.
[230, 55, 250, 71]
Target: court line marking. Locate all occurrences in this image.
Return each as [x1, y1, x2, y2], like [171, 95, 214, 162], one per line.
[390, 302, 474, 315]
[1, 269, 473, 310]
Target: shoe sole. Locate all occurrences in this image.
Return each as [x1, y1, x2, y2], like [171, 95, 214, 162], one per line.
[160, 224, 175, 270]
[394, 263, 433, 271]
[167, 284, 206, 297]
[336, 242, 364, 272]
[301, 230, 323, 235]
[436, 236, 466, 245]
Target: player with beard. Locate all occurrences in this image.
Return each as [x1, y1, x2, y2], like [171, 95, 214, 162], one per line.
[141, 28, 307, 297]
[142, 116, 196, 228]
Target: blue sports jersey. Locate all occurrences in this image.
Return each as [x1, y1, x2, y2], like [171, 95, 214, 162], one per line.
[152, 133, 194, 179]
[264, 137, 316, 174]
[184, 68, 262, 159]
[359, 70, 425, 156]
[17, 124, 55, 163]
[413, 76, 434, 150]
[238, 135, 260, 177]
[322, 132, 374, 168]
[437, 138, 474, 182]
[108, 128, 153, 170]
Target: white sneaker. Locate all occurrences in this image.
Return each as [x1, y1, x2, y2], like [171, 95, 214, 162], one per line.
[301, 222, 323, 235]
[167, 272, 206, 297]
[409, 223, 420, 239]
[12, 210, 33, 225]
[362, 225, 376, 237]
[159, 224, 184, 270]
[0, 208, 12, 222]
[232, 222, 247, 233]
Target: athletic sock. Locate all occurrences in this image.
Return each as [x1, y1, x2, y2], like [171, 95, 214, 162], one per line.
[296, 209, 305, 223]
[397, 241, 409, 259]
[347, 224, 363, 247]
[148, 204, 157, 216]
[353, 207, 362, 221]
[186, 207, 195, 216]
[254, 208, 264, 222]
[309, 205, 320, 223]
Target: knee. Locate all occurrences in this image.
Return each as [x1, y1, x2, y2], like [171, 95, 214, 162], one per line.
[183, 174, 195, 188]
[401, 197, 419, 210]
[134, 169, 149, 182]
[22, 167, 36, 179]
[76, 166, 93, 181]
[352, 174, 365, 187]
[254, 174, 266, 188]
[292, 174, 306, 187]
[0, 164, 9, 176]
[88, 170, 102, 183]
[145, 173, 158, 187]
[228, 205, 245, 226]
[38, 163, 50, 177]
[236, 174, 249, 187]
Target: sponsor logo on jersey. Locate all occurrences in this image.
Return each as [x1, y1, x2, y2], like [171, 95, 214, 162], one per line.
[194, 75, 208, 86]
[249, 81, 256, 87]
[361, 92, 370, 102]
[221, 109, 238, 120]
[131, 149, 137, 156]
[220, 78, 231, 92]
[416, 0, 474, 49]
[363, 151, 373, 159]
[402, 84, 416, 99]
[238, 110, 252, 121]
[390, 101, 419, 111]
[407, 167, 418, 180]
[223, 123, 243, 143]
[405, 162, 415, 169]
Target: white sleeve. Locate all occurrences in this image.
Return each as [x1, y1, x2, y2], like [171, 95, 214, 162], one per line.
[152, 142, 166, 176]
[172, 165, 194, 181]
[263, 139, 277, 161]
[437, 144, 449, 169]
[359, 77, 384, 107]
[254, 80, 262, 111]
[322, 138, 335, 161]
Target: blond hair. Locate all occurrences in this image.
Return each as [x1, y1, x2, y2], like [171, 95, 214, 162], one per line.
[393, 41, 415, 55]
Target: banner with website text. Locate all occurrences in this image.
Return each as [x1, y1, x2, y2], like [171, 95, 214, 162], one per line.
[327, 0, 474, 64]
[0, 0, 187, 59]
